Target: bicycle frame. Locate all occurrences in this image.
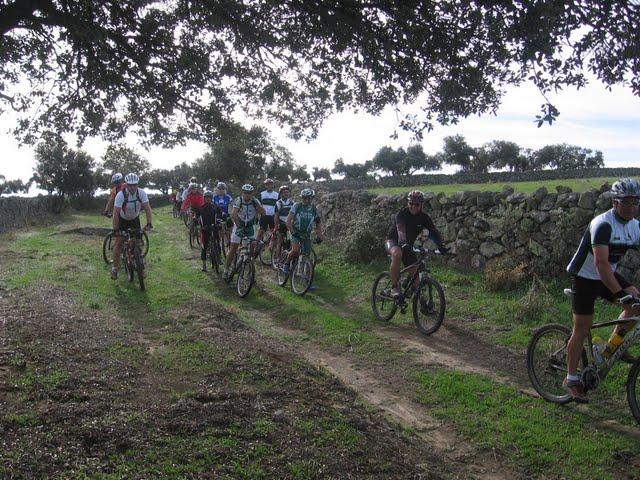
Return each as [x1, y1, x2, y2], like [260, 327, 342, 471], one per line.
[587, 315, 640, 380]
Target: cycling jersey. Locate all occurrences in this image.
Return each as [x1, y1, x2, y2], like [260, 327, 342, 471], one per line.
[567, 208, 640, 280]
[275, 198, 293, 225]
[213, 193, 233, 215]
[198, 203, 223, 228]
[387, 207, 443, 247]
[260, 190, 279, 216]
[110, 183, 127, 201]
[114, 187, 149, 221]
[232, 196, 262, 226]
[289, 202, 320, 236]
[181, 191, 205, 212]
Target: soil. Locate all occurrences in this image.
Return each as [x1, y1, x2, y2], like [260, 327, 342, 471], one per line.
[0, 284, 450, 479]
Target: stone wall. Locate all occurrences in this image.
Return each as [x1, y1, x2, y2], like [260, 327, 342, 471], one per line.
[318, 184, 640, 283]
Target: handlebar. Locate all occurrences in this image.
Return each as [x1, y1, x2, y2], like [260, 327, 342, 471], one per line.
[618, 294, 640, 309]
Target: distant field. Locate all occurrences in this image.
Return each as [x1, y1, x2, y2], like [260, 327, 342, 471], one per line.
[368, 176, 619, 196]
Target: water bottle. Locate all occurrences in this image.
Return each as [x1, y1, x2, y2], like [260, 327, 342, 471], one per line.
[592, 336, 606, 366]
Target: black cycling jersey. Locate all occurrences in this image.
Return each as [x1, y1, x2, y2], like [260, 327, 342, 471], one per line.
[386, 207, 443, 247]
[198, 203, 222, 228]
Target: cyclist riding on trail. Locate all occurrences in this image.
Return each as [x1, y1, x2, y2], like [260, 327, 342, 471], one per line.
[103, 173, 126, 217]
[213, 181, 233, 227]
[198, 190, 224, 272]
[385, 191, 447, 298]
[564, 178, 640, 403]
[181, 183, 205, 213]
[257, 178, 279, 244]
[223, 184, 265, 281]
[111, 173, 153, 280]
[282, 188, 322, 275]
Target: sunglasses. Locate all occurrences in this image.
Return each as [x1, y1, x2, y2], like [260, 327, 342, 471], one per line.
[409, 202, 423, 207]
[616, 198, 640, 206]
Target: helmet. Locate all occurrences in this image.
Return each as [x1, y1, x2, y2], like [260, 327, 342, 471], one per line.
[124, 173, 139, 185]
[407, 191, 425, 204]
[264, 178, 274, 185]
[190, 176, 197, 183]
[300, 188, 315, 198]
[203, 190, 214, 198]
[111, 173, 123, 184]
[188, 182, 197, 190]
[216, 181, 227, 189]
[241, 184, 254, 193]
[279, 185, 290, 194]
[611, 178, 640, 198]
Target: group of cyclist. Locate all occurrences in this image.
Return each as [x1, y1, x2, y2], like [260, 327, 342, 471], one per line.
[105, 170, 640, 404]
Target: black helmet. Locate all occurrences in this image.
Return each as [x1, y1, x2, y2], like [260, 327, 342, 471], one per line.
[407, 191, 425, 204]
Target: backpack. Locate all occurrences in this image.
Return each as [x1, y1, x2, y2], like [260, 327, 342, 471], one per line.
[121, 188, 142, 215]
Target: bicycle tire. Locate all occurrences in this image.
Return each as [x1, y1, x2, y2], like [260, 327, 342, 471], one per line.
[412, 277, 445, 336]
[237, 260, 255, 298]
[189, 228, 198, 249]
[626, 360, 640, 424]
[142, 231, 149, 257]
[182, 213, 189, 227]
[371, 271, 397, 322]
[102, 232, 114, 264]
[258, 238, 273, 266]
[124, 250, 134, 283]
[276, 252, 290, 287]
[310, 247, 317, 266]
[210, 239, 220, 275]
[291, 255, 314, 296]
[526, 324, 587, 405]
[134, 246, 145, 291]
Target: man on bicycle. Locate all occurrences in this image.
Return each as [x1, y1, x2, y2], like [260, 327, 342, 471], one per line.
[385, 191, 447, 298]
[257, 178, 279, 244]
[111, 173, 153, 280]
[103, 173, 126, 217]
[564, 178, 640, 403]
[282, 188, 322, 274]
[275, 185, 294, 257]
[223, 184, 265, 281]
[198, 190, 224, 272]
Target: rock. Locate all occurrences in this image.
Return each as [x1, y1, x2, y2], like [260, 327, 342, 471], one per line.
[520, 217, 535, 232]
[473, 218, 490, 231]
[476, 191, 496, 207]
[471, 254, 486, 269]
[573, 208, 594, 227]
[596, 192, 614, 210]
[500, 185, 515, 197]
[539, 194, 557, 211]
[556, 192, 579, 208]
[479, 241, 505, 258]
[529, 211, 550, 224]
[577, 190, 597, 210]
[533, 186, 548, 203]
[556, 185, 573, 194]
[506, 192, 527, 204]
[528, 239, 545, 256]
[272, 409, 287, 423]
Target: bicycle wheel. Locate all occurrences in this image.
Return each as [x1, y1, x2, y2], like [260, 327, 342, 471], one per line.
[236, 260, 255, 298]
[134, 246, 145, 291]
[276, 252, 290, 287]
[210, 240, 220, 275]
[189, 228, 198, 249]
[310, 247, 317, 267]
[527, 324, 586, 404]
[102, 232, 114, 264]
[124, 251, 134, 283]
[182, 213, 189, 227]
[291, 255, 314, 296]
[141, 231, 150, 257]
[626, 360, 640, 424]
[371, 271, 397, 322]
[258, 235, 273, 266]
[412, 277, 445, 336]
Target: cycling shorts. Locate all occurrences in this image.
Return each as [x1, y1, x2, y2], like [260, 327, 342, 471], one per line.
[385, 239, 416, 266]
[231, 224, 256, 244]
[291, 232, 312, 254]
[259, 215, 275, 230]
[570, 273, 631, 315]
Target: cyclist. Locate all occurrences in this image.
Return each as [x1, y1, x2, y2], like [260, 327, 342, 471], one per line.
[282, 188, 322, 274]
[198, 190, 223, 272]
[274, 185, 293, 257]
[213, 181, 233, 222]
[181, 183, 205, 213]
[257, 178, 278, 243]
[111, 173, 153, 280]
[385, 191, 447, 298]
[103, 173, 126, 216]
[564, 178, 640, 403]
[223, 184, 265, 281]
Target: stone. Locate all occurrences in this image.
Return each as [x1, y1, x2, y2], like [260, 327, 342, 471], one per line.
[539, 194, 557, 211]
[506, 192, 527, 204]
[471, 254, 486, 269]
[556, 185, 573, 194]
[577, 190, 597, 210]
[479, 241, 505, 258]
[500, 185, 515, 197]
[520, 217, 535, 232]
[556, 192, 578, 208]
[529, 211, 550, 224]
[473, 218, 490, 231]
[528, 239, 545, 257]
[573, 207, 594, 228]
[533, 186, 548, 203]
[596, 192, 614, 210]
[476, 191, 496, 207]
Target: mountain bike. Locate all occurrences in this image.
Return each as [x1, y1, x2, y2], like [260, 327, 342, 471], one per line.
[225, 235, 259, 298]
[188, 213, 201, 249]
[202, 224, 223, 275]
[371, 247, 446, 336]
[527, 291, 640, 423]
[119, 228, 149, 291]
[275, 235, 319, 296]
[103, 228, 149, 264]
[172, 201, 180, 218]
[258, 228, 276, 266]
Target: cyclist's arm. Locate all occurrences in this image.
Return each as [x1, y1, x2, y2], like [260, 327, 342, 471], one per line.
[231, 206, 241, 227]
[112, 207, 121, 232]
[104, 194, 114, 215]
[285, 213, 294, 233]
[593, 245, 626, 296]
[424, 215, 444, 247]
[396, 213, 407, 244]
[142, 202, 152, 227]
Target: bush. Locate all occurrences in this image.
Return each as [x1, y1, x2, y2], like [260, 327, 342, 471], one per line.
[338, 207, 391, 264]
[516, 277, 551, 323]
[483, 256, 527, 292]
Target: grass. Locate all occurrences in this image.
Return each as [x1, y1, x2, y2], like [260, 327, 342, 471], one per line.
[368, 176, 618, 196]
[2, 206, 640, 479]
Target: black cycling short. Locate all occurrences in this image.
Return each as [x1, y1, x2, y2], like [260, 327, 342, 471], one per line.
[118, 216, 142, 237]
[385, 239, 417, 266]
[570, 273, 631, 315]
[259, 215, 275, 230]
[278, 222, 288, 235]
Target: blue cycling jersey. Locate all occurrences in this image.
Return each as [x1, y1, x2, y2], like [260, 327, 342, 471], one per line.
[213, 194, 233, 214]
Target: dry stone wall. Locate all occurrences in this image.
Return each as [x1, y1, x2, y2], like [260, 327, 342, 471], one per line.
[318, 183, 640, 284]
[0, 196, 65, 233]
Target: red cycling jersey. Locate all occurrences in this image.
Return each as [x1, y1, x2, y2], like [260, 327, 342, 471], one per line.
[110, 183, 127, 201]
[181, 191, 205, 212]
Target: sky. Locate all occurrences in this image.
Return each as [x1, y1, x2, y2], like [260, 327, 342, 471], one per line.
[1, 78, 639, 186]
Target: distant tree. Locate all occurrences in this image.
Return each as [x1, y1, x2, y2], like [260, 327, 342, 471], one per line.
[147, 169, 174, 194]
[532, 144, 605, 170]
[438, 135, 491, 173]
[0, 176, 30, 195]
[312, 167, 332, 182]
[291, 165, 311, 183]
[101, 144, 150, 180]
[479, 140, 531, 172]
[372, 144, 441, 176]
[264, 145, 298, 182]
[32, 140, 97, 197]
[332, 158, 372, 179]
[171, 162, 194, 186]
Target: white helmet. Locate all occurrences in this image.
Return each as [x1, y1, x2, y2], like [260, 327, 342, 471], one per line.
[241, 184, 254, 193]
[124, 173, 139, 185]
[111, 173, 123, 184]
[611, 178, 640, 198]
[216, 181, 227, 189]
